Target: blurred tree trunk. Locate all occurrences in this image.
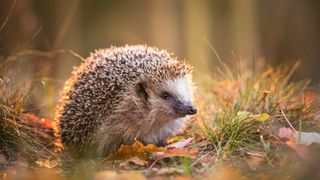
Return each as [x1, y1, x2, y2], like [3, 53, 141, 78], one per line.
[184, 0, 213, 74]
[149, 0, 184, 57]
[231, 0, 260, 59]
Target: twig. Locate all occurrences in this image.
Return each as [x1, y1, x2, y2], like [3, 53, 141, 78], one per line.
[147, 159, 159, 171]
[280, 109, 296, 132]
[68, 50, 85, 61]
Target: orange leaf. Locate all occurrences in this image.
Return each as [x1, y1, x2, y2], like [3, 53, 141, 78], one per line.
[107, 140, 166, 161]
[152, 148, 198, 159]
[21, 113, 53, 129]
[278, 127, 307, 158]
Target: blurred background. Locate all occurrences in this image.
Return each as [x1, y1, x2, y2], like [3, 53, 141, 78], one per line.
[1, 0, 320, 116]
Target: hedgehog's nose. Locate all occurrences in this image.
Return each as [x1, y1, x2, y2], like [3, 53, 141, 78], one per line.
[187, 105, 197, 115]
[173, 102, 197, 116]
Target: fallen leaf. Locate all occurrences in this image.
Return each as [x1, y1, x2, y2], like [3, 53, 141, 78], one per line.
[119, 156, 148, 167]
[108, 138, 198, 167]
[107, 141, 166, 161]
[166, 135, 190, 144]
[144, 144, 167, 153]
[293, 132, 320, 145]
[253, 113, 270, 121]
[152, 148, 198, 159]
[166, 138, 194, 149]
[277, 127, 309, 158]
[278, 128, 320, 146]
[278, 127, 294, 139]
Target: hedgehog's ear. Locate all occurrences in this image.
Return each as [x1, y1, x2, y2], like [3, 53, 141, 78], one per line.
[136, 82, 149, 103]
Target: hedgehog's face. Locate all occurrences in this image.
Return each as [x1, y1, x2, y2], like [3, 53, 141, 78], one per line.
[136, 75, 196, 120]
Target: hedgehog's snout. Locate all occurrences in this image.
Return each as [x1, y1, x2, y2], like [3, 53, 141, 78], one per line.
[173, 101, 197, 117]
[187, 105, 197, 115]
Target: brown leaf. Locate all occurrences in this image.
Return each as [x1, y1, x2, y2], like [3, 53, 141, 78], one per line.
[152, 148, 198, 159]
[119, 156, 148, 167]
[144, 144, 167, 153]
[107, 141, 166, 161]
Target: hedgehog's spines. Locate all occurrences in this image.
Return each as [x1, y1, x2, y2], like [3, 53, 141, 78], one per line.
[56, 45, 194, 158]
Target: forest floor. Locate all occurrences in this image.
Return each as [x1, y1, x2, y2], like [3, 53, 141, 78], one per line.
[1, 57, 320, 180]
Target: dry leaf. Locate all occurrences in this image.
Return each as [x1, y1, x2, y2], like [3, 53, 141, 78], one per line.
[108, 138, 198, 166]
[144, 144, 167, 153]
[278, 127, 294, 138]
[119, 156, 148, 167]
[152, 148, 198, 159]
[278, 127, 308, 157]
[293, 132, 320, 145]
[166, 138, 194, 149]
[253, 113, 270, 121]
[107, 141, 166, 161]
[279, 127, 320, 146]
[166, 135, 190, 144]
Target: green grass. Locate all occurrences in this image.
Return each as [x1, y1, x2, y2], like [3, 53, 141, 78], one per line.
[0, 59, 56, 168]
[193, 59, 314, 164]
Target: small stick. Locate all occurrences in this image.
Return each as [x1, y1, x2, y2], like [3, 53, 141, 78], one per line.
[147, 159, 159, 172]
[280, 109, 296, 132]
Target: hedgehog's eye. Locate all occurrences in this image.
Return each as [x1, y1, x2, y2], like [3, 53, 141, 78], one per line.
[160, 92, 172, 100]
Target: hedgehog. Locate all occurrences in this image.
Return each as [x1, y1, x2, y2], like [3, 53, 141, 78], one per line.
[55, 45, 196, 159]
